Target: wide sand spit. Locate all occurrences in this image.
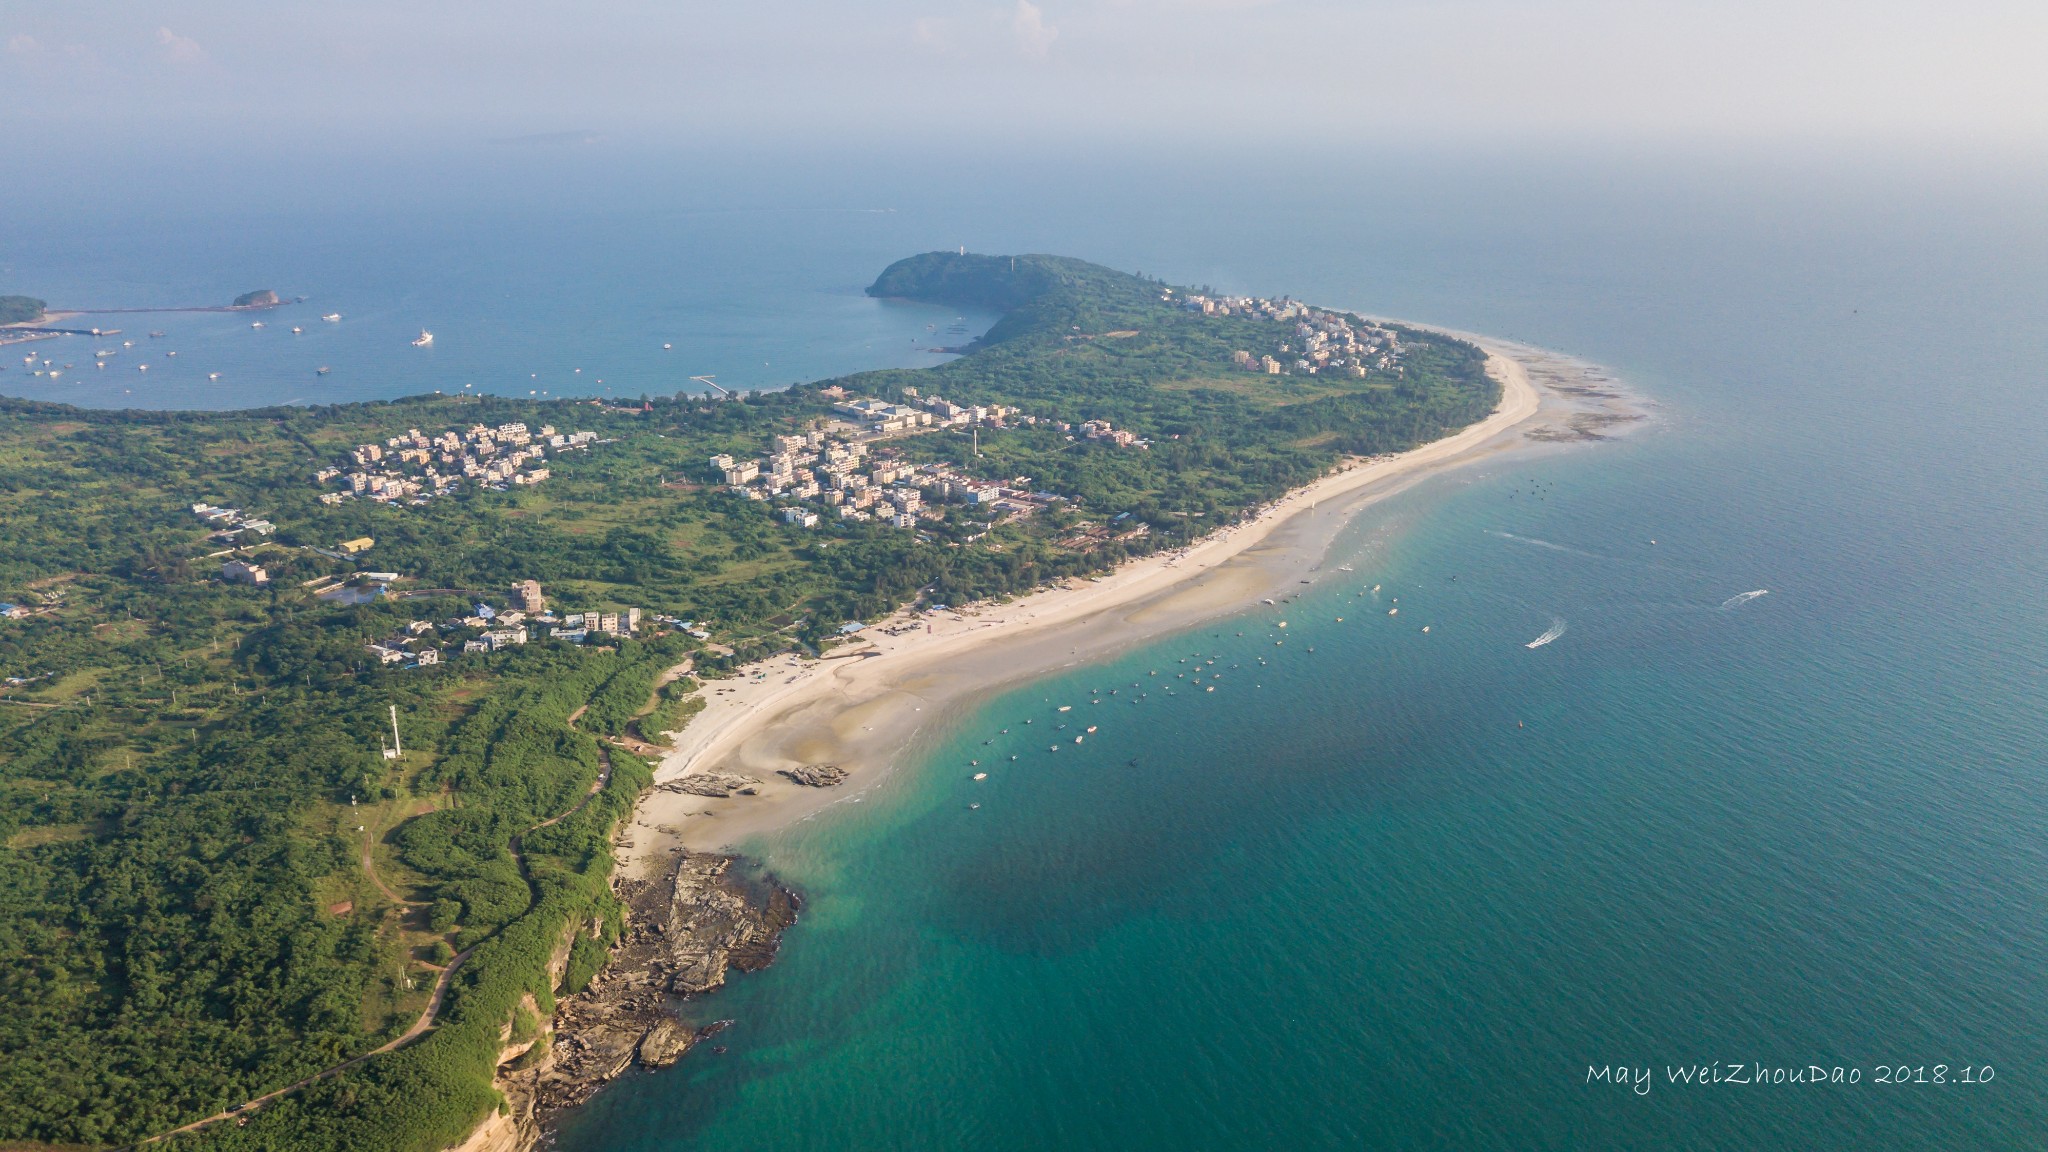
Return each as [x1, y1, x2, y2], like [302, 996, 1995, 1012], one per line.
[621, 332, 1641, 872]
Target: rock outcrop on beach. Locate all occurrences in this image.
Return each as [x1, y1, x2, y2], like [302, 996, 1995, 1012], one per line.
[658, 772, 760, 797]
[513, 850, 797, 1116]
[778, 764, 848, 787]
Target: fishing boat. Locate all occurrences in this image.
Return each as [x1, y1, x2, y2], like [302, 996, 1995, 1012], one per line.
[411, 329, 434, 347]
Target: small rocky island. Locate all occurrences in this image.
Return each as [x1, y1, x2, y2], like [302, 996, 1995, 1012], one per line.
[231, 289, 281, 308]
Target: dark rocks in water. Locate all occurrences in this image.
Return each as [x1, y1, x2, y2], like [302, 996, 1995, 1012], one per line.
[777, 764, 848, 788]
[532, 851, 797, 1116]
[636, 1018, 696, 1069]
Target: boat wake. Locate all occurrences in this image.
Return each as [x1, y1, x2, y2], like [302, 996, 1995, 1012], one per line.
[1489, 530, 1576, 554]
[1720, 589, 1770, 610]
[1525, 617, 1566, 649]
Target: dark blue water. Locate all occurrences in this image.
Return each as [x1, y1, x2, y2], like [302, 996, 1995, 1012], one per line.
[10, 143, 2045, 1149]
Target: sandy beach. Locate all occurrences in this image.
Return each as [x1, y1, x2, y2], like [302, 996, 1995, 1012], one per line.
[621, 335, 1635, 873]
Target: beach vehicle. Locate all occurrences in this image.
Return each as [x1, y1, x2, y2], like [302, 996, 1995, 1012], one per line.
[412, 329, 434, 347]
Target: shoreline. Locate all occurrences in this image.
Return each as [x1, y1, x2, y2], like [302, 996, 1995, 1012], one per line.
[619, 333, 1635, 873]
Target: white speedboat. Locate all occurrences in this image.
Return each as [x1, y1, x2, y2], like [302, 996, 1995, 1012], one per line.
[412, 329, 434, 347]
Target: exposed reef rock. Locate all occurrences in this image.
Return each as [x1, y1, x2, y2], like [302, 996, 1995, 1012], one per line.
[515, 851, 797, 1117]
[777, 764, 848, 787]
[657, 771, 760, 797]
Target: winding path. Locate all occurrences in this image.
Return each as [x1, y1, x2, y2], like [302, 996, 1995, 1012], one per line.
[118, 709, 624, 1148]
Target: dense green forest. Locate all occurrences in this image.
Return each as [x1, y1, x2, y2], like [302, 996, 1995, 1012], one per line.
[0, 253, 1498, 1150]
[0, 295, 47, 325]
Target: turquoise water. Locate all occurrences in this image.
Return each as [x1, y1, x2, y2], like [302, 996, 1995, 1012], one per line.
[9, 144, 2047, 1148]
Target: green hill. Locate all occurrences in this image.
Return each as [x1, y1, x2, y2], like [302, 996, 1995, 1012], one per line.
[0, 296, 46, 325]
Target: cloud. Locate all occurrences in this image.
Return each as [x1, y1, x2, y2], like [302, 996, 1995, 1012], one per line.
[156, 26, 206, 65]
[1011, 0, 1058, 59]
[6, 33, 43, 55]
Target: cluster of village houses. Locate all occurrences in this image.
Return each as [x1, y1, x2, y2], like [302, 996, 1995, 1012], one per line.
[358, 581, 692, 670]
[715, 388, 1142, 530]
[1166, 289, 1407, 378]
[314, 421, 602, 505]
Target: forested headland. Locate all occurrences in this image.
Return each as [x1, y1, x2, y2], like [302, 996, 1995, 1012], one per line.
[0, 254, 1497, 1150]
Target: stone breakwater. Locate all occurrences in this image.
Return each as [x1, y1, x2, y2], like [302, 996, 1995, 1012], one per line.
[469, 850, 797, 1149]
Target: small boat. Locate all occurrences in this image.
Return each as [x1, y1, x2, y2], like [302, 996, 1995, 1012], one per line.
[137, 364, 148, 371]
[1421, 626, 1431, 633]
[1262, 598, 1275, 605]
[412, 329, 434, 347]
[1337, 564, 1354, 572]
[148, 330, 165, 338]
[1073, 735, 1083, 744]
[1057, 705, 1071, 712]
[1085, 726, 1097, 733]
[969, 803, 980, 810]
[251, 321, 264, 329]
[316, 366, 331, 376]
[291, 326, 303, 334]
[322, 313, 341, 322]
[1388, 608, 1398, 615]
[972, 772, 987, 781]
[1372, 584, 1381, 593]
[165, 350, 176, 357]
[209, 372, 222, 380]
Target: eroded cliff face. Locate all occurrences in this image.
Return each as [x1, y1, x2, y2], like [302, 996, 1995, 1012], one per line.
[464, 849, 799, 1148]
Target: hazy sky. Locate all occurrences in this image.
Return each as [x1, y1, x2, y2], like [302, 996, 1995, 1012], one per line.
[4, 1, 2046, 146]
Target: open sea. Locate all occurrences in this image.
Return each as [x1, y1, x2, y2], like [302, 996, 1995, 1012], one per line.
[7, 140, 2047, 1150]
